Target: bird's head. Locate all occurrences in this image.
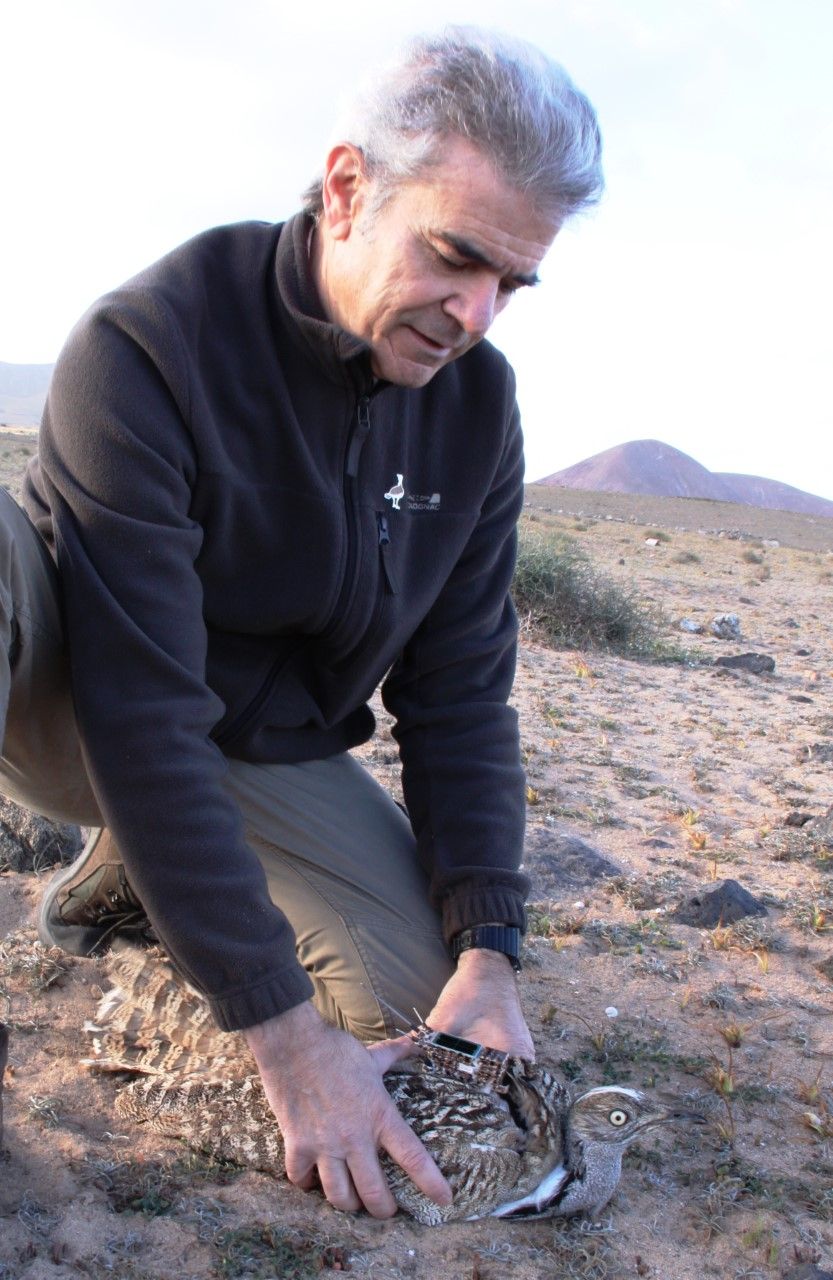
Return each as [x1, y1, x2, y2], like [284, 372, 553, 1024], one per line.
[568, 1086, 704, 1147]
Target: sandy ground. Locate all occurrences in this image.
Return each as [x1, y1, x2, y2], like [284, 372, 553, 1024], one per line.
[1, 439, 832, 1279]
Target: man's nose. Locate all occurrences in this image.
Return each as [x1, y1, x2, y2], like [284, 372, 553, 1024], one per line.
[443, 276, 501, 338]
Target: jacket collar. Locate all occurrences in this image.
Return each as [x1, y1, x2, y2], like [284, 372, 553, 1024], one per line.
[274, 212, 375, 393]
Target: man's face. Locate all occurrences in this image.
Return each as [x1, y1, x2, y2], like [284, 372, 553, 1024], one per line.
[316, 137, 560, 388]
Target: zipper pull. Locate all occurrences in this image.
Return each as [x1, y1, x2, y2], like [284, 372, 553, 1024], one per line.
[376, 513, 398, 594]
[346, 397, 372, 477]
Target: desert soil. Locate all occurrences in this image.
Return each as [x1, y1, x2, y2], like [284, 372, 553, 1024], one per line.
[1, 433, 832, 1279]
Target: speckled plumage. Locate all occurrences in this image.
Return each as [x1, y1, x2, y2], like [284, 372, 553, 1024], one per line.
[83, 946, 697, 1224]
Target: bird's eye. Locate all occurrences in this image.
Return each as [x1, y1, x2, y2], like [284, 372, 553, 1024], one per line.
[609, 1109, 629, 1126]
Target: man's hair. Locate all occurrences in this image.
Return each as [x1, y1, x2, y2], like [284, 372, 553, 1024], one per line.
[301, 27, 603, 224]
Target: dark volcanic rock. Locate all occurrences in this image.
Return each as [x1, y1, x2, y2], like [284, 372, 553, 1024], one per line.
[714, 652, 776, 674]
[795, 743, 833, 765]
[672, 879, 768, 928]
[782, 1267, 833, 1280]
[0, 798, 83, 872]
[785, 810, 814, 828]
[525, 830, 622, 889]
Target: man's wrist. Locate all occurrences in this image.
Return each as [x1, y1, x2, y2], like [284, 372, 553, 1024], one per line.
[243, 999, 322, 1059]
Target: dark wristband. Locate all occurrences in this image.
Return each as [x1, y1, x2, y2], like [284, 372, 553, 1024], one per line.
[450, 924, 522, 972]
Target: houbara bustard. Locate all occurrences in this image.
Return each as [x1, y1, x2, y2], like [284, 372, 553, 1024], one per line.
[83, 945, 701, 1225]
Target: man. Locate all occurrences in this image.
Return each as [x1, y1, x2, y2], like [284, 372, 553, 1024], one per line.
[1, 29, 602, 1217]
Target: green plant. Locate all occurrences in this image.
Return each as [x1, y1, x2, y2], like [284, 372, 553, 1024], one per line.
[513, 523, 659, 655]
[214, 1225, 349, 1279]
[672, 549, 701, 565]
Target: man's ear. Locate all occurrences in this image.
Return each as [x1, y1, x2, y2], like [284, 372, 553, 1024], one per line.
[320, 143, 369, 241]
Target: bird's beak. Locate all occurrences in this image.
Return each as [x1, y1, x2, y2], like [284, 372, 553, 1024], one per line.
[665, 1106, 707, 1125]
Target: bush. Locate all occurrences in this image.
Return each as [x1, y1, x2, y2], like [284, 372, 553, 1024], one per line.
[512, 523, 659, 655]
[673, 550, 701, 565]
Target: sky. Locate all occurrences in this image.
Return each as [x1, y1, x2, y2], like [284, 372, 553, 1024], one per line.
[3, 0, 832, 496]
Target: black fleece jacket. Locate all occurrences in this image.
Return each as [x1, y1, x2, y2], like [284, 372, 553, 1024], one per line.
[23, 214, 530, 1031]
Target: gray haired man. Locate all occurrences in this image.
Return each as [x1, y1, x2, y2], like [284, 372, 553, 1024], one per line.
[2, 29, 602, 1216]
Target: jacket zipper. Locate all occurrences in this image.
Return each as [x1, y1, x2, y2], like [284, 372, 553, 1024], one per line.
[322, 394, 372, 644]
[376, 513, 398, 594]
[346, 396, 371, 477]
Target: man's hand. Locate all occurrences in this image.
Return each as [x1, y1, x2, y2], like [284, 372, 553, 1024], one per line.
[425, 947, 534, 1059]
[244, 1001, 452, 1218]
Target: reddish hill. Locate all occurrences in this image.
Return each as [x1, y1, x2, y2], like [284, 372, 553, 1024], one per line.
[536, 439, 833, 518]
[714, 473, 833, 517]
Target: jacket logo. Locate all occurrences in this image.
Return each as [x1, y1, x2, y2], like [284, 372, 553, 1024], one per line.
[384, 473, 405, 510]
[407, 492, 441, 512]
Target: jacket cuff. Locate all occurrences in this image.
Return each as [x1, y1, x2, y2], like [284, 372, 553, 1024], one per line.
[206, 962, 315, 1033]
[441, 880, 529, 946]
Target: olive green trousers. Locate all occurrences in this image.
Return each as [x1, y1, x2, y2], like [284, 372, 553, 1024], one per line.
[0, 489, 451, 1037]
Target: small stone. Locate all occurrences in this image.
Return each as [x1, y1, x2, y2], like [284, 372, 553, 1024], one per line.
[784, 811, 814, 828]
[679, 618, 703, 634]
[714, 652, 775, 675]
[711, 613, 741, 640]
[788, 695, 813, 704]
[644, 538, 659, 547]
[605, 1007, 619, 1019]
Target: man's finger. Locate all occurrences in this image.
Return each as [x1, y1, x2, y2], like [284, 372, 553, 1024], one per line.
[317, 1156, 363, 1214]
[366, 1033, 418, 1074]
[344, 1149, 399, 1219]
[283, 1148, 318, 1191]
[380, 1110, 453, 1207]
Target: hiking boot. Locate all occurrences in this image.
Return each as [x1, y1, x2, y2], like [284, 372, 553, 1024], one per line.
[38, 828, 155, 956]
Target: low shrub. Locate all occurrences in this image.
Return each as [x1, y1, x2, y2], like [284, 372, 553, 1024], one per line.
[512, 523, 660, 656]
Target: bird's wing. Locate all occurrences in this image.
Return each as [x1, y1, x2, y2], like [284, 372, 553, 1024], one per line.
[83, 943, 251, 1080]
[382, 1066, 532, 1223]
